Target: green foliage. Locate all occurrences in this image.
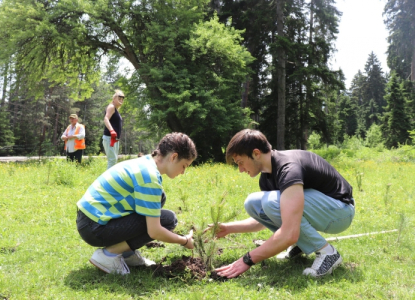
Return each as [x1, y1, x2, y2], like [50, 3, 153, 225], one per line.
[381, 72, 411, 148]
[0, 0, 254, 161]
[140, 13, 254, 161]
[0, 106, 14, 155]
[0, 0, 100, 100]
[1, 157, 415, 298]
[365, 123, 384, 148]
[348, 52, 388, 140]
[384, 0, 415, 80]
[193, 192, 238, 271]
[307, 132, 322, 149]
[409, 129, 415, 144]
[342, 134, 364, 150]
[259, 0, 344, 149]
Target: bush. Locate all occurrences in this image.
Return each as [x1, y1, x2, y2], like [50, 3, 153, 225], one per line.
[307, 132, 322, 149]
[342, 134, 364, 150]
[365, 124, 384, 148]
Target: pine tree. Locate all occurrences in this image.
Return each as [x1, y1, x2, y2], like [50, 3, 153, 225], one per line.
[381, 72, 411, 148]
[384, 0, 415, 81]
[362, 52, 387, 125]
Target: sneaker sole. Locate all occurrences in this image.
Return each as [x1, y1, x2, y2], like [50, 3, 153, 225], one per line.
[89, 258, 111, 274]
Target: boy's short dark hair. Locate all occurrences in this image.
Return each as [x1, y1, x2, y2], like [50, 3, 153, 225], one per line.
[226, 129, 272, 164]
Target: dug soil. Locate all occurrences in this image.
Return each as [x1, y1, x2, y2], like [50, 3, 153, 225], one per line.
[149, 255, 226, 281]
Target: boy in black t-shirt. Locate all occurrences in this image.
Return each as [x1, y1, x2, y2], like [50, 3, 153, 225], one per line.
[213, 129, 355, 278]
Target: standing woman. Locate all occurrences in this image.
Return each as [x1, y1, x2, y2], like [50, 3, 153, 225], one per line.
[76, 132, 197, 275]
[103, 89, 124, 169]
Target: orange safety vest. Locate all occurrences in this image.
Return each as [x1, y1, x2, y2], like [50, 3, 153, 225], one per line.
[64, 124, 86, 150]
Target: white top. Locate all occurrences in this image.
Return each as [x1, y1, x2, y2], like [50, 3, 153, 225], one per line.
[61, 123, 85, 153]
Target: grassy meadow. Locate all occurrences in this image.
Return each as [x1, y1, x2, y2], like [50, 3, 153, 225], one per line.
[1, 150, 415, 299]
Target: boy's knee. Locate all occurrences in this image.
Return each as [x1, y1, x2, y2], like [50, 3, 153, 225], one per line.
[244, 194, 255, 212]
[161, 210, 178, 231]
[244, 192, 262, 216]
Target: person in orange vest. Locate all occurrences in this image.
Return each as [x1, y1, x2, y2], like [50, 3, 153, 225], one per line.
[61, 114, 86, 163]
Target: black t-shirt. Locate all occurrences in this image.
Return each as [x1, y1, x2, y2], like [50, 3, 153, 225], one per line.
[259, 150, 353, 204]
[103, 107, 123, 139]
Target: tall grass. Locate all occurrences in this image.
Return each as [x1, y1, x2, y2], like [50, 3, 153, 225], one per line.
[0, 150, 414, 299]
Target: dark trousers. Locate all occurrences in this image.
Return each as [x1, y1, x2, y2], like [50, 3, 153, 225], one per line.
[67, 150, 83, 163]
[76, 209, 178, 250]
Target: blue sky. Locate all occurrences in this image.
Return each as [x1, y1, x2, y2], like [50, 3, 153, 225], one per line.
[330, 0, 389, 89]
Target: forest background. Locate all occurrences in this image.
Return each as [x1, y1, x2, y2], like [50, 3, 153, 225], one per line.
[0, 0, 414, 162]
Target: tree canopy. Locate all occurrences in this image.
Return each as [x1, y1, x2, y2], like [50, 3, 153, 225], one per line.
[0, 0, 253, 161]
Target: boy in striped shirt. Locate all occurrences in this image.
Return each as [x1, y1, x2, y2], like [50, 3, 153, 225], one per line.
[76, 133, 197, 275]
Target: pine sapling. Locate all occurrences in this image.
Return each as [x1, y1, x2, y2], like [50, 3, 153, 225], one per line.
[193, 192, 238, 272]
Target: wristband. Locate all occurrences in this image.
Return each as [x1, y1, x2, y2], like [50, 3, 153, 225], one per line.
[182, 236, 188, 246]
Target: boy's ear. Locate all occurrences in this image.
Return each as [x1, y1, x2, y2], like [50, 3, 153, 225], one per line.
[252, 149, 261, 159]
[170, 152, 179, 161]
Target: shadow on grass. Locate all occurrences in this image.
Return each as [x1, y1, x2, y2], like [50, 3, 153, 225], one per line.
[64, 253, 211, 297]
[256, 256, 364, 291]
[64, 254, 364, 297]
[64, 265, 180, 297]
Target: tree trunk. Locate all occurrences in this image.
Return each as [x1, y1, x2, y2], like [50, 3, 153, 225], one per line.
[211, 0, 221, 14]
[299, 82, 305, 149]
[303, 0, 314, 150]
[11, 72, 19, 130]
[412, 38, 415, 82]
[241, 76, 250, 108]
[276, 0, 286, 150]
[53, 110, 60, 146]
[1, 61, 9, 107]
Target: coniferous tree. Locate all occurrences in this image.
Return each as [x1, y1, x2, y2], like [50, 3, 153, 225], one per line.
[401, 80, 415, 130]
[381, 72, 410, 148]
[349, 53, 387, 138]
[384, 0, 415, 81]
[362, 52, 387, 125]
[336, 92, 357, 141]
[349, 70, 366, 138]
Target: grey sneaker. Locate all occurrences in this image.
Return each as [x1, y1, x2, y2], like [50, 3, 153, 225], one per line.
[303, 247, 342, 277]
[124, 250, 156, 267]
[89, 249, 130, 275]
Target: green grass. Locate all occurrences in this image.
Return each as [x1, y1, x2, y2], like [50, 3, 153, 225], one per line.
[1, 154, 414, 299]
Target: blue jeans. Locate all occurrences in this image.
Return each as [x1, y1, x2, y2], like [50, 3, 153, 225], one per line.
[102, 135, 119, 169]
[244, 189, 355, 254]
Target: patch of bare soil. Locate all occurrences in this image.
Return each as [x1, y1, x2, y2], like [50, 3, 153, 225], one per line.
[149, 255, 227, 281]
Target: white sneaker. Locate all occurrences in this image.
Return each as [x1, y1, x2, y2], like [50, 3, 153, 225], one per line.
[303, 247, 342, 277]
[124, 250, 156, 267]
[89, 249, 130, 275]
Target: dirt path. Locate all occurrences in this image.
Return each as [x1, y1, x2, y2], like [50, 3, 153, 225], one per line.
[0, 155, 130, 162]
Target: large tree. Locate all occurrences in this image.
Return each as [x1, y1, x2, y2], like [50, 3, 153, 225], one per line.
[360, 52, 387, 127]
[0, 0, 253, 162]
[384, 0, 415, 81]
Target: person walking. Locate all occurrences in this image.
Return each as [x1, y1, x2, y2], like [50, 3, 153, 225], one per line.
[103, 89, 124, 169]
[61, 114, 85, 163]
[214, 129, 355, 278]
[76, 132, 197, 275]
